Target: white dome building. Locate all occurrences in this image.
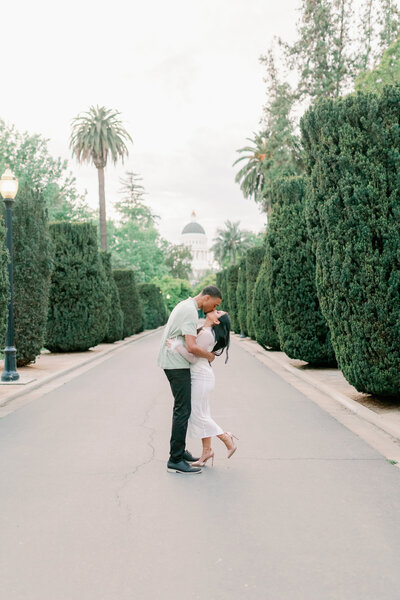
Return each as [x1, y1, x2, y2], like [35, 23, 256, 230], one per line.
[181, 212, 215, 284]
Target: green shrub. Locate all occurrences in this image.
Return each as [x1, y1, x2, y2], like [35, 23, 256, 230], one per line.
[100, 252, 123, 343]
[139, 283, 168, 329]
[113, 269, 144, 337]
[216, 270, 229, 312]
[266, 176, 335, 365]
[0, 213, 9, 348]
[9, 184, 53, 365]
[246, 246, 265, 339]
[236, 257, 248, 335]
[301, 86, 400, 395]
[252, 259, 280, 350]
[46, 222, 110, 352]
[192, 272, 216, 296]
[151, 274, 192, 313]
[226, 264, 240, 332]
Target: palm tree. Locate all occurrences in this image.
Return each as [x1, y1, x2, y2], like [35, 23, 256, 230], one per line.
[233, 131, 269, 205]
[70, 105, 132, 250]
[211, 220, 253, 268]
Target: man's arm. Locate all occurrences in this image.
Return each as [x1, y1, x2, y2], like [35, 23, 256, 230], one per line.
[185, 334, 215, 362]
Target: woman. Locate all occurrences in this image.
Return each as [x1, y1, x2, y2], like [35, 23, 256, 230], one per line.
[167, 309, 238, 467]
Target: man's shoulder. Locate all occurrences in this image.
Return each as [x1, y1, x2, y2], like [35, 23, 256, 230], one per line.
[175, 298, 197, 314]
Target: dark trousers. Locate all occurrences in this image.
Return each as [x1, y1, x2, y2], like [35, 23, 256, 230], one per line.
[164, 369, 191, 463]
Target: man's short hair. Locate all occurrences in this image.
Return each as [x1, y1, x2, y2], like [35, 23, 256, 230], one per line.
[201, 285, 222, 299]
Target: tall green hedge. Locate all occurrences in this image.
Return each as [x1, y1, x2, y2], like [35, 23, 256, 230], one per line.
[100, 252, 124, 343]
[216, 270, 229, 312]
[246, 246, 265, 339]
[252, 258, 280, 350]
[226, 264, 240, 332]
[139, 283, 168, 329]
[113, 269, 144, 337]
[301, 86, 400, 395]
[0, 215, 9, 348]
[11, 184, 53, 365]
[236, 257, 248, 335]
[46, 222, 110, 352]
[266, 176, 336, 365]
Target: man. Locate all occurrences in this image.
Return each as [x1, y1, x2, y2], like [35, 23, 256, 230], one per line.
[158, 286, 222, 474]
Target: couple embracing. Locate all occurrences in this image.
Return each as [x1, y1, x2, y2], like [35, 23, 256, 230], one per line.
[158, 286, 238, 474]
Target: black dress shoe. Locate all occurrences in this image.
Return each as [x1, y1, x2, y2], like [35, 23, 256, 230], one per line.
[183, 450, 200, 462]
[167, 460, 202, 474]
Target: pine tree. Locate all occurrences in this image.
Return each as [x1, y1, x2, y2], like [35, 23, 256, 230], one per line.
[258, 50, 303, 214]
[355, 38, 400, 92]
[378, 0, 400, 51]
[357, 0, 375, 72]
[283, 0, 355, 102]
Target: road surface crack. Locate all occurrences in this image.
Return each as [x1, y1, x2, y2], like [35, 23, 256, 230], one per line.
[115, 391, 160, 521]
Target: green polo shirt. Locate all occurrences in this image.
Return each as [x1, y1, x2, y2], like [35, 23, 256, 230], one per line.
[158, 297, 198, 369]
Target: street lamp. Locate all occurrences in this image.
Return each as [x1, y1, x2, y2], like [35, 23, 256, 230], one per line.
[0, 167, 19, 381]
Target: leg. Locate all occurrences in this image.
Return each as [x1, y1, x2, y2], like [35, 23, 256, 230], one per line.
[201, 437, 212, 453]
[217, 432, 238, 458]
[191, 437, 214, 467]
[164, 369, 191, 463]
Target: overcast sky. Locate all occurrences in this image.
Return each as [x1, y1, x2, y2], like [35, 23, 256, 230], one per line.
[3, 0, 300, 244]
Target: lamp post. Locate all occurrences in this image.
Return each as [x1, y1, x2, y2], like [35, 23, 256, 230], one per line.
[0, 167, 19, 381]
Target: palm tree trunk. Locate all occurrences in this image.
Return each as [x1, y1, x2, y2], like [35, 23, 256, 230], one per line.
[97, 166, 107, 250]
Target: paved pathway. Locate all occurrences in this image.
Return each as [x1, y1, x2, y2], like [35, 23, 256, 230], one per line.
[1, 329, 400, 600]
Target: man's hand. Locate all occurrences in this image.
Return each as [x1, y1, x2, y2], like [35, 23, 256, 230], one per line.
[208, 352, 215, 363]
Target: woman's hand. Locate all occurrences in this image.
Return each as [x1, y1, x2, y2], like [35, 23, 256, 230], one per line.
[166, 337, 179, 350]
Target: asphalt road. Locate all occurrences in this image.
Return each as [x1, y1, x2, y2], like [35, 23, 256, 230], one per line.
[1, 329, 400, 600]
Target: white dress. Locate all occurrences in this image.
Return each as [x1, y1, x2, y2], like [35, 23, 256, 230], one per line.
[171, 327, 224, 439]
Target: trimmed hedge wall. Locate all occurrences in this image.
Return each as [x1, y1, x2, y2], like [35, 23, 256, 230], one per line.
[301, 86, 400, 395]
[226, 264, 240, 332]
[113, 269, 144, 337]
[246, 246, 265, 339]
[252, 258, 280, 350]
[46, 222, 110, 352]
[266, 176, 335, 365]
[139, 283, 168, 329]
[236, 257, 248, 335]
[11, 184, 53, 365]
[0, 213, 9, 348]
[100, 252, 124, 343]
[216, 270, 229, 313]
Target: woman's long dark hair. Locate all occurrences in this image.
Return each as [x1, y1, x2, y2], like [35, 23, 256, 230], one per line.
[212, 313, 231, 363]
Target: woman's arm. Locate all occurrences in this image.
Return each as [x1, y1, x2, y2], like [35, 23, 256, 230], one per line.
[166, 338, 198, 364]
[174, 343, 198, 364]
[185, 331, 215, 362]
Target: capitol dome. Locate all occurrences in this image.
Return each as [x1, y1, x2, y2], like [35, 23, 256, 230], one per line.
[181, 221, 206, 235]
[181, 211, 215, 284]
